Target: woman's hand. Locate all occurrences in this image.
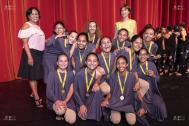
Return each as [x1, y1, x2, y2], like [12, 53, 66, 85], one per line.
[137, 108, 146, 116]
[28, 56, 34, 66]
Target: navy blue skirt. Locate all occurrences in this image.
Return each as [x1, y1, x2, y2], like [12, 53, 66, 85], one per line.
[18, 49, 44, 80]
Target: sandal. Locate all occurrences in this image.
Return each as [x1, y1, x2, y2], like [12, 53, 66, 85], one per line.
[35, 98, 43, 108]
[30, 95, 42, 103]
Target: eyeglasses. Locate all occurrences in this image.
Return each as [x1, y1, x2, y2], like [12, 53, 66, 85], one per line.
[56, 27, 64, 29]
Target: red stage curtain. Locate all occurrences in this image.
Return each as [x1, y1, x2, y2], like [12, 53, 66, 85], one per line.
[0, 0, 188, 82]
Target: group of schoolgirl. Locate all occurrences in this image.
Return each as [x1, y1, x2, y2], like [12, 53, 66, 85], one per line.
[44, 21, 167, 125]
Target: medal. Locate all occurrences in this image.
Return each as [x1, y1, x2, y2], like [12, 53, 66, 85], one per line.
[85, 68, 95, 96]
[107, 74, 110, 79]
[117, 72, 128, 100]
[117, 72, 128, 101]
[140, 61, 149, 75]
[61, 89, 65, 94]
[120, 95, 124, 100]
[57, 69, 67, 94]
[85, 93, 90, 97]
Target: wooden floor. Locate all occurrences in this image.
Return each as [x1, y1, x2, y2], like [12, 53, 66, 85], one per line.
[0, 74, 189, 126]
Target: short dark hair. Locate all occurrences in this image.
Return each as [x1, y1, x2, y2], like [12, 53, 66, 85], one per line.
[99, 36, 112, 46]
[116, 55, 128, 65]
[26, 7, 40, 21]
[53, 21, 65, 34]
[166, 25, 173, 32]
[155, 27, 162, 34]
[142, 24, 155, 35]
[139, 48, 149, 55]
[86, 52, 99, 62]
[174, 25, 179, 32]
[179, 22, 186, 29]
[77, 32, 89, 42]
[57, 53, 68, 61]
[120, 4, 131, 15]
[131, 34, 141, 43]
[118, 28, 129, 36]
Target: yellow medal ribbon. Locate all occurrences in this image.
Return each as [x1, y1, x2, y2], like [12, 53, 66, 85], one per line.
[140, 61, 149, 75]
[148, 42, 153, 54]
[117, 72, 128, 95]
[101, 52, 111, 73]
[64, 38, 68, 48]
[79, 50, 84, 64]
[129, 50, 133, 71]
[85, 68, 95, 93]
[57, 69, 67, 90]
[117, 40, 125, 49]
[88, 33, 95, 43]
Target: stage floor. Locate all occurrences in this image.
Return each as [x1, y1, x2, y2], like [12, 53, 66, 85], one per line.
[0, 75, 189, 126]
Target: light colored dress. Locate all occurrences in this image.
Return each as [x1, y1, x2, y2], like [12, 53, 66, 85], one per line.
[115, 19, 137, 39]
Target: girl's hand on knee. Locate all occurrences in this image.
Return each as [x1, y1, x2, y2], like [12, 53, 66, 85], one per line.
[137, 108, 146, 116]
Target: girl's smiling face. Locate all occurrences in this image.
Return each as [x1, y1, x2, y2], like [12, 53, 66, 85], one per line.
[86, 54, 99, 71]
[100, 37, 112, 53]
[77, 35, 87, 49]
[68, 32, 77, 44]
[88, 22, 97, 34]
[54, 24, 65, 35]
[132, 37, 143, 52]
[143, 28, 154, 42]
[118, 30, 128, 42]
[57, 55, 68, 70]
[116, 57, 128, 73]
[138, 49, 149, 63]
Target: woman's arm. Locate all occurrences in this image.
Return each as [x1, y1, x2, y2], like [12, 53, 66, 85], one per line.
[21, 23, 33, 66]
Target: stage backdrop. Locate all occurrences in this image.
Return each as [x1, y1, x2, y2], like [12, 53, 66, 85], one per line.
[0, 0, 188, 82]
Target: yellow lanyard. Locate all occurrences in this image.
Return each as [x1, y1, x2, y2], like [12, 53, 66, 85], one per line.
[117, 40, 125, 49]
[101, 52, 111, 73]
[79, 50, 84, 64]
[57, 69, 67, 89]
[117, 72, 128, 95]
[129, 50, 133, 71]
[88, 33, 95, 43]
[85, 68, 95, 93]
[64, 38, 68, 48]
[148, 42, 153, 54]
[140, 61, 149, 75]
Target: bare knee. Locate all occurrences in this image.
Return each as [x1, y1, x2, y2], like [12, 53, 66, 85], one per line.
[110, 111, 121, 124]
[125, 113, 136, 125]
[64, 108, 76, 124]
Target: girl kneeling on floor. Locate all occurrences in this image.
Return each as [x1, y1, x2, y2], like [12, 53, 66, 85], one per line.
[46, 53, 76, 124]
[101, 55, 137, 125]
